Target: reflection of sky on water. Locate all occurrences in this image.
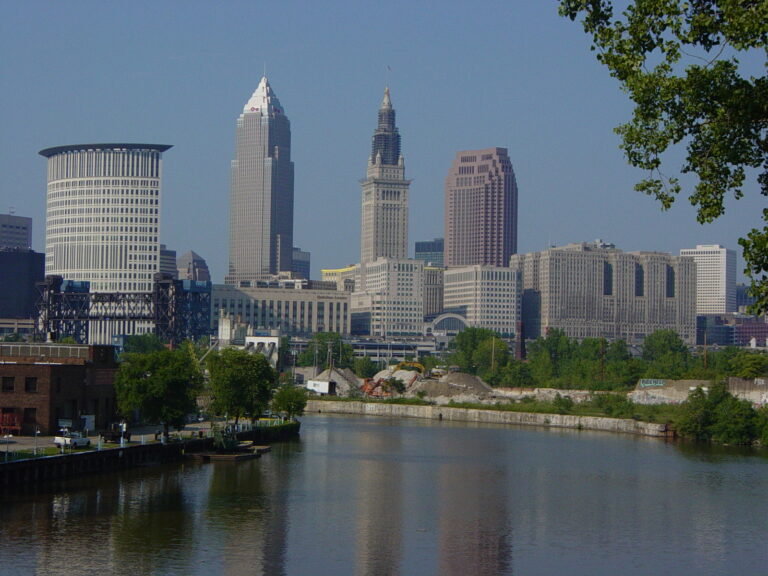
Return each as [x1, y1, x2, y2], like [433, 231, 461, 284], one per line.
[0, 416, 766, 576]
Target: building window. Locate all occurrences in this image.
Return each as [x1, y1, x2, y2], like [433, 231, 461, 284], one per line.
[25, 377, 38, 393]
[1, 377, 13, 393]
[603, 262, 613, 296]
[666, 265, 676, 298]
[635, 263, 644, 297]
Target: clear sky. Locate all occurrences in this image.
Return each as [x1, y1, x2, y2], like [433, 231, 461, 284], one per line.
[1, 1, 762, 282]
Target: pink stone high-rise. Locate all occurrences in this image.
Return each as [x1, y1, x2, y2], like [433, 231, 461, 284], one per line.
[444, 148, 517, 267]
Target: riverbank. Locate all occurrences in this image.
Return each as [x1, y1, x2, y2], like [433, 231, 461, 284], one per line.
[306, 400, 669, 437]
[0, 421, 300, 490]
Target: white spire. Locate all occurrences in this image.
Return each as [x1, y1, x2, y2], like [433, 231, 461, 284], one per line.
[381, 86, 392, 109]
[243, 76, 284, 115]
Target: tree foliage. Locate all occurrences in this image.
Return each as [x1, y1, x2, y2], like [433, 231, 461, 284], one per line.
[677, 381, 760, 444]
[271, 385, 308, 419]
[560, 0, 768, 313]
[297, 332, 354, 371]
[115, 348, 203, 438]
[206, 348, 277, 423]
[123, 333, 166, 355]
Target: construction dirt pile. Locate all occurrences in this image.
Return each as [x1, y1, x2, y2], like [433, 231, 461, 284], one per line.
[410, 372, 495, 405]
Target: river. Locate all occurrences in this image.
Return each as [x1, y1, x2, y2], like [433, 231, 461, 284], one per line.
[0, 414, 766, 576]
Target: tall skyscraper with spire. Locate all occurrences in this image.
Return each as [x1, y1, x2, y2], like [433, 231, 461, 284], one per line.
[360, 87, 410, 264]
[227, 76, 294, 285]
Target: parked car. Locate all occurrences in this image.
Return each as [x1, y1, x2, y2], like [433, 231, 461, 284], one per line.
[53, 430, 90, 448]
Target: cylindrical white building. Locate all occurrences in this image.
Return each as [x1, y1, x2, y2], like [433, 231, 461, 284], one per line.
[39, 143, 172, 342]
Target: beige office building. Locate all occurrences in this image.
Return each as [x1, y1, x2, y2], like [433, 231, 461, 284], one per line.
[443, 265, 520, 337]
[680, 244, 737, 314]
[510, 241, 696, 344]
[351, 258, 423, 337]
[211, 283, 351, 336]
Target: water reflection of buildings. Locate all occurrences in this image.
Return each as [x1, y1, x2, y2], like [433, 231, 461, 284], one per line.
[0, 467, 198, 575]
[204, 455, 291, 576]
[355, 429, 403, 576]
[436, 431, 512, 575]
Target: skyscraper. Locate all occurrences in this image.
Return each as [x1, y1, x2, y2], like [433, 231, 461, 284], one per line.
[0, 213, 32, 249]
[227, 76, 294, 285]
[680, 244, 737, 314]
[444, 148, 518, 267]
[39, 143, 171, 343]
[360, 87, 410, 264]
[40, 143, 170, 293]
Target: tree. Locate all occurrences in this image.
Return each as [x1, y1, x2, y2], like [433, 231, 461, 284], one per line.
[297, 332, 353, 371]
[449, 327, 500, 374]
[500, 359, 534, 388]
[123, 334, 166, 354]
[207, 348, 277, 424]
[677, 381, 760, 444]
[353, 356, 379, 379]
[642, 330, 690, 378]
[527, 328, 575, 384]
[560, 1, 768, 312]
[271, 385, 308, 419]
[115, 348, 203, 439]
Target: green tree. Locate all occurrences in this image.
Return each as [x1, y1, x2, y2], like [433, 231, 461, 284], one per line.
[297, 332, 353, 371]
[207, 348, 276, 424]
[271, 385, 308, 419]
[642, 330, 690, 379]
[449, 327, 499, 374]
[732, 351, 768, 379]
[676, 387, 714, 441]
[115, 348, 203, 439]
[560, 1, 768, 313]
[711, 394, 757, 444]
[677, 381, 760, 444]
[353, 356, 379, 379]
[527, 328, 575, 385]
[500, 359, 533, 388]
[123, 334, 166, 354]
[474, 336, 510, 385]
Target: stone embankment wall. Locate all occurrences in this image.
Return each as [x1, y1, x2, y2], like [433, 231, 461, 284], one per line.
[306, 400, 667, 437]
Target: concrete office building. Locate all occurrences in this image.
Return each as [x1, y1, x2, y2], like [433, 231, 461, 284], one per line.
[0, 249, 44, 320]
[292, 247, 311, 280]
[351, 258, 424, 337]
[510, 241, 696, 345]
[680, 244, 737, 314]
[443, 265, 520, 337]
[360, 87, 410, 264]
[423, 266, 444, 319]
[227, 76, 294, 285]
[177, 250, 211, 282]
[322, 265, 357, 293]
[159, 244, 178, 279]
[212, 283, 351, 336]
[445, 148, 517, 267]
[39, 143, 171, 343]
[415, 237, 444, 268]
[0, 214, 32, 249]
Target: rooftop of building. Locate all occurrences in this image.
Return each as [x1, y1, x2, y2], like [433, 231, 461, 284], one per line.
[39, 143, 173, 157]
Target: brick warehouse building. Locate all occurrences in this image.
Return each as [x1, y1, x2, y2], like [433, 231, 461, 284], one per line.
[0, 344, 118, 435]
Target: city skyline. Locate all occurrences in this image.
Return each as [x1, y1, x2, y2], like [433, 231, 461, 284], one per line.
[1, 2, 761, 282]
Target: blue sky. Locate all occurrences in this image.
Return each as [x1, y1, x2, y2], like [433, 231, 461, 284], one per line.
[1, 1, 762, 281]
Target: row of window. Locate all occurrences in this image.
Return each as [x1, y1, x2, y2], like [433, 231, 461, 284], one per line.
[1, 377, 37, 393]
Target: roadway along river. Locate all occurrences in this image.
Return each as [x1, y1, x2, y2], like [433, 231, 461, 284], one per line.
[1, 413, 766, 576]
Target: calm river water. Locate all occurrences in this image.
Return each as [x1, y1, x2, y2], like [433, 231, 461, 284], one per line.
[1, 414, 766, 576]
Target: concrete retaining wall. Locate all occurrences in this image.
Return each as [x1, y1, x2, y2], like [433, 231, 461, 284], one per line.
[306, 400, 667, 437]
